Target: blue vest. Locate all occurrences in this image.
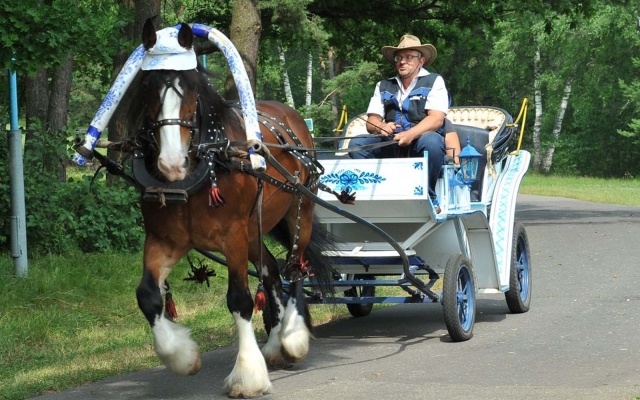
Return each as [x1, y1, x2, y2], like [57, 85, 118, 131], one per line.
[379, 74, 443, 132]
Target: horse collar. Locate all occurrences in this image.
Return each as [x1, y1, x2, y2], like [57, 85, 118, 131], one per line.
[132, 95, 228, 204]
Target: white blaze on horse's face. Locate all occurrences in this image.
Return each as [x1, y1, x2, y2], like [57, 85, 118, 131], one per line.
[157, 77, 189, 182]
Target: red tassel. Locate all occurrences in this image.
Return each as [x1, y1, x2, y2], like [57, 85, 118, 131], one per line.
[254, 284, 266, 313]
[165, 292, 178, 321]
[208, 186, 226, 207]
[299, 258, 314, 277]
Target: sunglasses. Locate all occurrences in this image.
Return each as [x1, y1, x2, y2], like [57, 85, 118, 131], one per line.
[394, 54, 421, 63]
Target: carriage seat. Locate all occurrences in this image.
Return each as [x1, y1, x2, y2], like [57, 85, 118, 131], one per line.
[447, 107, 514, 201]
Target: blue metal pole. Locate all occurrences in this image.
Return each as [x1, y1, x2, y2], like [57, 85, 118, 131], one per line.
[8, 68, 28, 277]
[201, 54, 206, 69]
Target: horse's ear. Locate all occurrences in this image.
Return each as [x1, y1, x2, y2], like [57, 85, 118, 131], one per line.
[142, 17, 157, 50]
[177, 23, 194, 50]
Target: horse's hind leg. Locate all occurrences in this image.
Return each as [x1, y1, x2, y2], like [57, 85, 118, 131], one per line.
[136, 237, 201, 375]
[249, 238, 289, 368]
[279, 200, 316, 363]
[223, 238, 272, 398]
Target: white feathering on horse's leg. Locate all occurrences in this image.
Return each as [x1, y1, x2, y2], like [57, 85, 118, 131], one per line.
[152, 315, 201, 375]
[261, 294, 288, 368]
[279, 297, 310, 362]
[224, 312, 272, 398]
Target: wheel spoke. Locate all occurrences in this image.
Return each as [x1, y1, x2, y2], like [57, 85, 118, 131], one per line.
[516, 241, 529, 300]
[456, 269, 473, 328]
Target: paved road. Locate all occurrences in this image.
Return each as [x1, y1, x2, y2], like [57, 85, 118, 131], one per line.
[33, 195, 640, 400]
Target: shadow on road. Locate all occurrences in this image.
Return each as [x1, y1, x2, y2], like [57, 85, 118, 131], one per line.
[314, 298, 508, 342]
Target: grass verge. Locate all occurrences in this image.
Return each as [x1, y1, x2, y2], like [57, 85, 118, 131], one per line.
[0, 252, 345, 400]
[520, 173, 640, 207]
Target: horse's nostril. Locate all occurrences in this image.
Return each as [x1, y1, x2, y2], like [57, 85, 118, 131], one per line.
[183, 157, 189, 169]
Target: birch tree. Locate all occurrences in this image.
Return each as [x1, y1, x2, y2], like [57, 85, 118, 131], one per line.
[541, 77, 572, 173]
[492, 11, 583, 173]
[305, 53, 313, 107]
[278, 44, 295, 108]
[532, 43, 543, 170]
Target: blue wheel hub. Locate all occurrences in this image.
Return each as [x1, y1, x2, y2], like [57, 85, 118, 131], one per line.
[457, 266, 475, 331]
[516, 239, 530, 301]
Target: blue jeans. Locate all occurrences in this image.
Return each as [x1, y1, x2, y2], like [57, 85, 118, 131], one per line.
[347, 132, 445, 201]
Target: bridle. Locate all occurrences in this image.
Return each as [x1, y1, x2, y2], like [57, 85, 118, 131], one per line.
[144, 71, 200, 152]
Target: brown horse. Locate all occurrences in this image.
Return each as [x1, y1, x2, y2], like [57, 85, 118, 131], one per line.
[129, 21, 335, 398]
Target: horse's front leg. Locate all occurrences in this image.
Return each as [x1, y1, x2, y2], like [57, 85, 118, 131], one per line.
[136, 236, 201, 376]
[223, 241, 272, 398]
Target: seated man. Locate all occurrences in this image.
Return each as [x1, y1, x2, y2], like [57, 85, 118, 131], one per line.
[347, 35, 459, 212]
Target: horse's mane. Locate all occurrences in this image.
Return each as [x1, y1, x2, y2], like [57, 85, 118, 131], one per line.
[127, 64, 244, 141]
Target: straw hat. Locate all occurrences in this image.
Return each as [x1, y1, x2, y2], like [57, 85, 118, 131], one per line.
[381, 35, 437, 67]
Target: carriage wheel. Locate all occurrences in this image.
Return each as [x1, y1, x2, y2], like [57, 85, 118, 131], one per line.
[443, 254, 476, 342]
[505, 222, 532, 313]
[345, 275, 376, 317]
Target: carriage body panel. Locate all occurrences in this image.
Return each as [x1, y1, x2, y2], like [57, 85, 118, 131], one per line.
[316, 155, 504, 292]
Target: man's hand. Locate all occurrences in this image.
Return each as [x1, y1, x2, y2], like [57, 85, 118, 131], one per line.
[380, 122, 399, 137]
[394, 130, 418, 146]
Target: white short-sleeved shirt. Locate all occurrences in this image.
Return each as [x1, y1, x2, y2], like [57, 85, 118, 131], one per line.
[366, 68, 449, 118]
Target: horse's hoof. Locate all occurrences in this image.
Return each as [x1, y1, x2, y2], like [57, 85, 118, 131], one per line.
[281, 348, 305, 364]
[188, 356, 202, 375]
[228, 388, 264, 399]
[280, 327, 309, 363]
[264, 353, 292, 370]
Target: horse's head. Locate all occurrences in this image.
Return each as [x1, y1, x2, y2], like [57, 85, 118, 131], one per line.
[141, 21, 199, 182]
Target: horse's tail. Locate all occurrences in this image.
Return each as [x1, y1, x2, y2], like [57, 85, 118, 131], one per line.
[268, 214, 339, 297]
[304, 214, 340, 297]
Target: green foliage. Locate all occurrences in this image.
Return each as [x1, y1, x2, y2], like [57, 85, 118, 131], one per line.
[261, 0, 329, 48]
[322, 61, 380, 113]
[0, 126, 143, 256]
[164, 0, 233, 29]
[619, 57, 640, 141]
[300, 102, 333, 141]
[68, 62, 114, 131]
[0, 0, 127, 75]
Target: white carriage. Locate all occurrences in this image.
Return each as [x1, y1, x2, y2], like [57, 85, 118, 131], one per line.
[310, 104, 532, 341]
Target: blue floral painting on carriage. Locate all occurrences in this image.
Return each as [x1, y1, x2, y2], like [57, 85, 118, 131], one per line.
[320, 169, 386, 193]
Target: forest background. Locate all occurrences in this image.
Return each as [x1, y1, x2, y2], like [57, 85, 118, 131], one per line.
[1, 0, 640, 255]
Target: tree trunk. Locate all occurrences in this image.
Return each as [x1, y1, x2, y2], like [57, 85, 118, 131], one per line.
[532, 43, 543, 172]
[541, 76, 573, 174]
[278, 44, 295, 108]
[48, 52, 74, 181]
[48, 52, 74, 134]
[327, 47, 339, 126]
[305, 53, 313, 108]
[24, 68, 49, 151]
[224, 0, 261, 100]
